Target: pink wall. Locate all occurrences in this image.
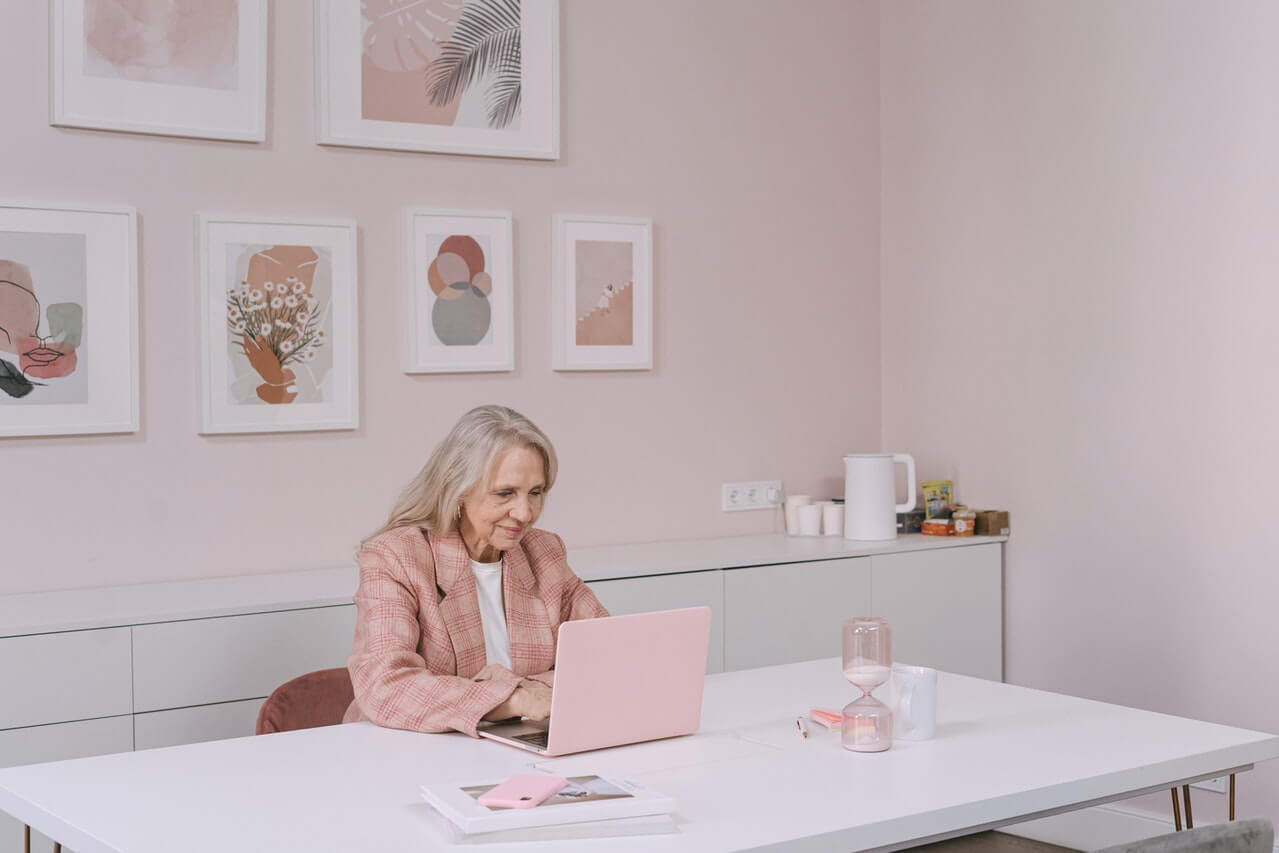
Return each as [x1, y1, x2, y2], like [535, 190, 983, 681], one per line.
[0, 2, 881, 594]
[881, 0, 1279, 826]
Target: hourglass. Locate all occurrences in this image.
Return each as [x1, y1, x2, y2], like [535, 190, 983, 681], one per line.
[841, 617, 893, 752]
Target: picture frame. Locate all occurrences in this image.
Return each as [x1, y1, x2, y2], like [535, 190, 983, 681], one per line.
[402, 208, 514, 374]
[314, 0, 559, 160]
[0, 201, 138, 437]
[49, 0, 268, 142]
[198, 214, 359, 434]
[551, 215, 653, 371]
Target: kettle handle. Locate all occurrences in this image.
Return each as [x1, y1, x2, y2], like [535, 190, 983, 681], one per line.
[893, 454, 916, 513]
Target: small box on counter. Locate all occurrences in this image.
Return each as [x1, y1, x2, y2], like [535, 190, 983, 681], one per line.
[896, 509, 926, 533]
[921, 517, 952, 536]
[975, 510, 1010, 536]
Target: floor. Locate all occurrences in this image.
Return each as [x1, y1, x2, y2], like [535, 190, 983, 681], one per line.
[914, 831, 1079, 853]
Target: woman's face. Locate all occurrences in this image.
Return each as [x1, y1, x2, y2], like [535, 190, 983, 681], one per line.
[459, 445, 546, 562]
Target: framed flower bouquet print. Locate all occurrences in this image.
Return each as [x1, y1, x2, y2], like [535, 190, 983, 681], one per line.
[314, 0, 559, 159]
[402, 209, 514, 373]
[50, 0, 268, 141]
[551, 214, 652, 371]
[0, 201, 138, 437]
[198, 215, 359, 434]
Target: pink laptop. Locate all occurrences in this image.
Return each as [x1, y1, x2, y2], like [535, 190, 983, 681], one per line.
[478, 606, 712, 756]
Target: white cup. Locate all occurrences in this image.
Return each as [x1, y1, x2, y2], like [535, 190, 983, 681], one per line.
[885, 664, 937, 741]
[822, 503, 844, 536]
[797, 504, 822, 536]
[784, 495, 812, 536]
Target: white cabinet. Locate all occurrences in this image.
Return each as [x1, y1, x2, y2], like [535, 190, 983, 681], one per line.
[723, 558, 872, 670]
[134, 699, 263, 751]
[132, 605, 356, 712]
[587, 571, 725, 673]
[870, 543, 1002, 680]
[0, 628, 131, 729]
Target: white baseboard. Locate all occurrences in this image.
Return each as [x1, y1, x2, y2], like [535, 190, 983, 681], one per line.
[1004, 804, 1279, 852]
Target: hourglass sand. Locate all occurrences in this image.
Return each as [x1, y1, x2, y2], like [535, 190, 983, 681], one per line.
[842, 617, 893, 752]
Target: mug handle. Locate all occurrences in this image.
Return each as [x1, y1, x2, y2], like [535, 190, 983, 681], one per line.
[898, 681, 914, 733]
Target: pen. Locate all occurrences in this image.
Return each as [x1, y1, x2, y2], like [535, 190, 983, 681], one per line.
[795, 717, 809, 739]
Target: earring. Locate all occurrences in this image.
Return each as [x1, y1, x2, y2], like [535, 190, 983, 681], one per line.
[456, 504, 462, 521]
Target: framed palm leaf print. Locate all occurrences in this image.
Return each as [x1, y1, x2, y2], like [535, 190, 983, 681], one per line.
[314, 0, 559, 160]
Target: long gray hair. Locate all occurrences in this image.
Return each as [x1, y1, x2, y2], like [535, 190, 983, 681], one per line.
[366, 405, 558, 544]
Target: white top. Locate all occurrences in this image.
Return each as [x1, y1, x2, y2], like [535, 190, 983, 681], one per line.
[0, 658, 1274, 853]
[470, 558, 511, 669]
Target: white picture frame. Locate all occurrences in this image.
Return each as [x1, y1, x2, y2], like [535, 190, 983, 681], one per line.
[49, 0, 268, 142]
[402, 208, 514, 374]
[198, 214, 359, 434]
[314, 0, 559, 160]
[0, 201, 138, 437]
[551, 215, 653, 371]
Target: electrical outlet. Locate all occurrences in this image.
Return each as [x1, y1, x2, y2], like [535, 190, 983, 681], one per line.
[722, 480, 783, 511]
[1190, 776, 1229, 794]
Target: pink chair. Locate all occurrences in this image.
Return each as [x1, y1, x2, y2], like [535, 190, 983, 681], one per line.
[255, 667, 355, 735]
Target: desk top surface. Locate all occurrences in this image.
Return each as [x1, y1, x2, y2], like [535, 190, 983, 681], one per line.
[0, 658, 1274, 853]
[0, 532, 1005, 637]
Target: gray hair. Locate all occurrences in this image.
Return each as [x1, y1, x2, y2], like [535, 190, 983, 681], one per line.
[367, 405, 558, 544]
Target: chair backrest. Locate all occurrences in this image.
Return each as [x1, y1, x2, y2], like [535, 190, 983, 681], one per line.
[255, 667, 355, 735]
[1092, 818, 1274, 853]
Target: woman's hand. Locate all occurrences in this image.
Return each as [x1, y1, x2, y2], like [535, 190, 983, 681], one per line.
[479, 670, 552, 722]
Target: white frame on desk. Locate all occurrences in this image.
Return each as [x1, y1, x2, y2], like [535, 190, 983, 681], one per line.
[49, 0, 268, 142]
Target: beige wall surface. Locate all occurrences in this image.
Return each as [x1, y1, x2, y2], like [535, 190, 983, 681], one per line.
[0, 1, 882, 594]
[881, 0, 1279, 827]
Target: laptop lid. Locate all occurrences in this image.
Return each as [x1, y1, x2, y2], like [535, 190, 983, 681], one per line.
[543, 606, 711, 756]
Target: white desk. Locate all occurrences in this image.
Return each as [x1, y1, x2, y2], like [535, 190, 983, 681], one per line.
[1, 659, 1276, 853]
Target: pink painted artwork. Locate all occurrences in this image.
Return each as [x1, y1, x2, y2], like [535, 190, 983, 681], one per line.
[0, 232, 88, 405]
[426, 234, 493, 345]
[84, 0, 240, 90]
[574, 240, 633, 347]
[362, 0, 523, 130]
[224, 245, 333, 405]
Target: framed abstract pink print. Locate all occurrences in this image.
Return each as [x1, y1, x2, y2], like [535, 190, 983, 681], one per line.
[0, 202, 138, 437]
[402, 209, 514, 374]
[314, 0, 559, 159]
[50, 0, 267, 141]
[551, 215, 653, 371]
[198, 215, 359, 434]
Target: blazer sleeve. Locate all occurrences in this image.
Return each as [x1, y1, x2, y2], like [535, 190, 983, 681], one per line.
[347, 539, 520, 736]
[523, 534, 610, 688]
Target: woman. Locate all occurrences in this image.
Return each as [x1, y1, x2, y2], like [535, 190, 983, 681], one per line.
[344, 405, 608, 736]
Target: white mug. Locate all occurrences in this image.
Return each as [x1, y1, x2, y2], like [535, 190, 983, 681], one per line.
[821, 503, 844, 536]
[797, 504, 822, 536]
[883, 663, 937, 741]
[784, 495, 812, 536]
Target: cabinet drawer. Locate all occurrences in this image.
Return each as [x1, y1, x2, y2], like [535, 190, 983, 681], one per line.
[132, 605, 356, 712]
[723, 558, 871, 671]
[870, 543, 1002, 680]
[0, 628, 131, 729]
[0, 714, 133, 769]
[134, 699, 263, 751]
[587, 571, 725, 674]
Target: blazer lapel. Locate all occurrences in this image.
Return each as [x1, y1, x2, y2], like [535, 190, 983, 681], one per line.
[431, 531, 488, 678]
[503, 545, 557, 675]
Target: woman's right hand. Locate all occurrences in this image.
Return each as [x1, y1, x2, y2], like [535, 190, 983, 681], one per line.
[482, 678, 552, 722]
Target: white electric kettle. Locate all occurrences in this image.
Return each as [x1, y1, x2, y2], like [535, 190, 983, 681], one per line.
[843, 454, 916, 541]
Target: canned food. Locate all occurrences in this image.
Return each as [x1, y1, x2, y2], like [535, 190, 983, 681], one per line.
[952, 509, 976, 537]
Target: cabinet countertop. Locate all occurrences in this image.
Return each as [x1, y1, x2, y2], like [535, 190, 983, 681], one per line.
[0, 533, 1006, 638]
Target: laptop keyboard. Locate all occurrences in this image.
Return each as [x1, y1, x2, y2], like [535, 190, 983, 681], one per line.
[511, 730, 550, 750]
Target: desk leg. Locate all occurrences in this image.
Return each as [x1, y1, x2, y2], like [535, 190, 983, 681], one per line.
[1182, 784, 1193, 828]
[53, 844, 61, 853]
[1171, 788, 1183, 831]
[1230, 773, 1236, 821]
[23, 824, 30, 853]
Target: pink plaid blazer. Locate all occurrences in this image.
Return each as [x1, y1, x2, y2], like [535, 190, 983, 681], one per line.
[343, 526, 608, 736]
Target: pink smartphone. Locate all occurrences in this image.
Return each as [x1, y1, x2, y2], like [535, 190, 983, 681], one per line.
[476, 774, 569, 809]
